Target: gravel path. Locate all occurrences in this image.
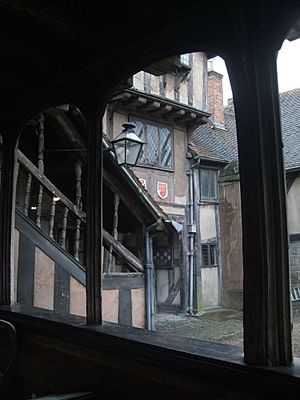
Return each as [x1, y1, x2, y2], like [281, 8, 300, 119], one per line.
[155, 309, 300, 358]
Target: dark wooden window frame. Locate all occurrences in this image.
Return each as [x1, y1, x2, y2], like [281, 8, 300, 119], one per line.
[0, 55, 295, 375]
[0, 8, 299, 396]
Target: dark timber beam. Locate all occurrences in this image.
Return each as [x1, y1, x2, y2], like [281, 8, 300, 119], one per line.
[86, 112, 102, 325]
[103, 229, 143, 273]
[175, 112, 197, 123]
[0, 140, 16, 305]
[103, 169, 146, 224]
[137, 100, 161, 112]
[227, 34, 292, 366]
[122, 96, 147, 111]
[165, 109, 185, 120]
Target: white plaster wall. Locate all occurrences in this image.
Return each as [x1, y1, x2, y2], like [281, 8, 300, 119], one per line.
[201, 267, 219, 307]
[192, 52, 206, 110]
[133, 72, 144, 91]
[151, 75, 160, 95]
[173, 267, 181, 305]
[200, 205, 216, 240]
[131, 288, 146, 328]
[161, 205, 185, 216]
[156, 269, 169, 303]
[287, 177, 300, 234]
[112, 112, 128, 140]
[165, 74, 175, 100]
[102, 109, 108, 136]
[174, 196, 186, 205]
[174, 128, 187, 199]
[130, 52, 207, 110]
[34, 247, 55, 310]
[180, 81, 188, 106]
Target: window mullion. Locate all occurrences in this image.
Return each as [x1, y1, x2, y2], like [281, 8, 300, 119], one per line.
[228, 47, 292, 366]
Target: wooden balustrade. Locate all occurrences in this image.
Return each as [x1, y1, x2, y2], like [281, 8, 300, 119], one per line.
[49, 196, 56, 238]
[16, 149, 143, 273]
[24, 173, 32, 216]
[17, 150, 86, 221]
[16, 150, 86, 262]
[74, 161, 82, 261]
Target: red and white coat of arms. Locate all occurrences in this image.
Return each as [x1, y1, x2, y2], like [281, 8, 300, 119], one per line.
[157, 182, 168, 199]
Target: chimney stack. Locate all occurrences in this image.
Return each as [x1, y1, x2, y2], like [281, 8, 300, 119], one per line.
[207, 61, 224, 127]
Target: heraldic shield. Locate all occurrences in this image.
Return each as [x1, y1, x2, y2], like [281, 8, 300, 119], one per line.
[157, 181, 168, 199]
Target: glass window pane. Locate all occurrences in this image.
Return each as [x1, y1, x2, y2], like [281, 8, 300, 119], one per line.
[202, 244, 209, 266]
[201, 170, 217, 200]
[201, 170, 209, 198]
[133, 120, 146, 163]
[146, 124, 159, 165]
[160, 127, 172, 167]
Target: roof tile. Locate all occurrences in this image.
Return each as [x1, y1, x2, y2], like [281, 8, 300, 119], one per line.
[191, 88, 300, 170]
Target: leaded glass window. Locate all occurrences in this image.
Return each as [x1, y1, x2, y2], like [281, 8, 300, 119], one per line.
[200, 169, 218, 200]
[201, 243, 217, 267]
[130, 117, 172, 168]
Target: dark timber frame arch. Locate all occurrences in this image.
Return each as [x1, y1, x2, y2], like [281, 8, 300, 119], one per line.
[0, 1, 299, 382]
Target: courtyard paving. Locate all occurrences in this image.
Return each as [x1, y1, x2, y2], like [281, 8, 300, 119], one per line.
[154, 308, 300, 358]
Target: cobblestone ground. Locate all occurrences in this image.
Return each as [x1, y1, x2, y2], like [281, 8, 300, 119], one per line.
[155, 309, 300, 358]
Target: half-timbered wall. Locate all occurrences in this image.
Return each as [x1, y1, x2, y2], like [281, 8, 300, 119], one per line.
[108, 108, 187, 312]
[14, 216, 145, 327]
[104, 52, 216, 313]
[132, 52, 208, 111]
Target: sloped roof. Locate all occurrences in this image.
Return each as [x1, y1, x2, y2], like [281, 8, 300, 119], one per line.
[191, 88, 300, 171]
[191, 112, 238, 162]
[279, 88, 300, 170]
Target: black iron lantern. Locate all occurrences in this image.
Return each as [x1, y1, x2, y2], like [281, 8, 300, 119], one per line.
[111, 122, 145, 166]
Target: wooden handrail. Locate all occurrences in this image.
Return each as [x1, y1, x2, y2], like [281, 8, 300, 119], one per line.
[103, 229, 143, 272]
[17, 150, 86, 222]
[17, 150, 143, 273]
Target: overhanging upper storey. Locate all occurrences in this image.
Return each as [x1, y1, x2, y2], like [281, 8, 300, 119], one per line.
[108, 88, 210, 131]
[144, 55, 191, 76]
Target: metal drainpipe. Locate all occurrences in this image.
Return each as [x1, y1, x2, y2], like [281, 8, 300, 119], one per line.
[145, 218, 162, 330]
[145, 230, 152, 330]
[187, 169, 196, 315]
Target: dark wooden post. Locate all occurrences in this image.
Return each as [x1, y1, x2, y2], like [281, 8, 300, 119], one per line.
[226, 42, 292, 366]
[0, 139, 16, 305]
[74, 160, 82, 261]
[49, 196, 56, 238]
[60, 207, 69, 249]
[24, 173, 32, 216]
[85, 111, 102, 325]
[36, 114, 44, 228]
[37, 114, 45, 173]
[108, 192, 119, 272]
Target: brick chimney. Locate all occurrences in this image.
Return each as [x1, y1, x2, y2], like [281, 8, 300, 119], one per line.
[207, 61, 224, 127]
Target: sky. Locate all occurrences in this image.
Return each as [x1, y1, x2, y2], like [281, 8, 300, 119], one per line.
[211, 38, 300, 105]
